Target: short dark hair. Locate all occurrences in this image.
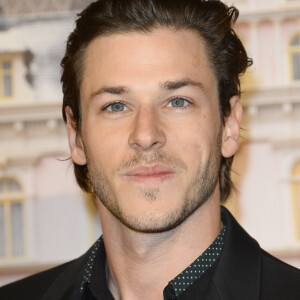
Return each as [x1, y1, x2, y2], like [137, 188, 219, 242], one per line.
[61, 0, 252, 203]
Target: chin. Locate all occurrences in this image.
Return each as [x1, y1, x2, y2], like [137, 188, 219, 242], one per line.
[115, 200, 200, 233]
[119, 215, 185, 233]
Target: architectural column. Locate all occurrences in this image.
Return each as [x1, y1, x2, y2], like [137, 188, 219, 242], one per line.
[273, 17, 284, 86]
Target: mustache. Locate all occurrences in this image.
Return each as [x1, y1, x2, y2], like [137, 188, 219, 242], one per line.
[116, 151, 188, 172]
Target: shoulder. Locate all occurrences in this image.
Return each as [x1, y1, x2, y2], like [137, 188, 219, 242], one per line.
[0, 261, 72, 300]
[260, 249, 300, 298]
[0, 253, 88, 300]
[219, 206, 300, 298]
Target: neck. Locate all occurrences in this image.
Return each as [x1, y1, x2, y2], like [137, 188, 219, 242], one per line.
[98, 197, 222, 300]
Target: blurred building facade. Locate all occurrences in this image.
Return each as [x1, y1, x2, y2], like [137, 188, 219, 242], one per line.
[0, 0, 300, 286]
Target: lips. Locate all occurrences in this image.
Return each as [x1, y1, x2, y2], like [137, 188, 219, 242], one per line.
[123, 164, 176, 182]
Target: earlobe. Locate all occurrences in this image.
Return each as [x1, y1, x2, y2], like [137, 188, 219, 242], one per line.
[65, 106, 87, 165]
[221, 96, 242, 158]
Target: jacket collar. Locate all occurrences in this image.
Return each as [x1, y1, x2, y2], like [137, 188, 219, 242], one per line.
[208, 206, 261, 300]
[42, 251, 89, 300]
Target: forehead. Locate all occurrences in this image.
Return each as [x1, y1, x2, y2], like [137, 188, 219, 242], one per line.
[81, 28, 216, 98]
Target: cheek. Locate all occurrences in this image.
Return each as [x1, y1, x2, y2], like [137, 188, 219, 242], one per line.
[83, 121, 130, 172]
[175, 115, 212, 144]
[171, 116, 219, 163]
[169, 121, 204, 161]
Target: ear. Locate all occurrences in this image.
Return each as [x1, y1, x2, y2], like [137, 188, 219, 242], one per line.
[221, 96, 242, 158]
[65, 106, 87, 165]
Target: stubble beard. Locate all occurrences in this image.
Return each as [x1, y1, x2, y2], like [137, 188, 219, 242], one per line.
[86, 131, 222, 233]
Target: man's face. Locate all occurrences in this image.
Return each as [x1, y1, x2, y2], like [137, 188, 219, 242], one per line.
[67, 28, 237, 233]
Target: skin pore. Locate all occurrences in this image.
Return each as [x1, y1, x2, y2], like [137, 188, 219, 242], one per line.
[66, 28, 242, 300]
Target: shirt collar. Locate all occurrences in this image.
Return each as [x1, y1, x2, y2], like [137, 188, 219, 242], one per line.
[80, 237, 102, 292]
[169, 225, 226, 297]
[80, 224, 226, 298]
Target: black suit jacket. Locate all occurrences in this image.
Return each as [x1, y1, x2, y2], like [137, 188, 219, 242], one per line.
[1, 207, 300, 299]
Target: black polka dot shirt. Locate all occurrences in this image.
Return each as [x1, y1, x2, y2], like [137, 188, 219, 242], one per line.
[80, 225, 226, 298]
[169, 225, 226, 296]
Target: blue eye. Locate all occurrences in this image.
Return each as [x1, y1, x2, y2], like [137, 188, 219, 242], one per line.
[168, 98, 190, 108]
[104, 102, 128, 112]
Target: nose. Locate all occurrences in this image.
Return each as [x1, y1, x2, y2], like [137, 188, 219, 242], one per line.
[128, 105, 166, 151]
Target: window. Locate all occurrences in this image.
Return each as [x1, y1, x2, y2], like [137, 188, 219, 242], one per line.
[0, 179, 25, 259]
[291, 161, 300, 241]
[0, 59, 14, 99]
[289, 34, 300, 81]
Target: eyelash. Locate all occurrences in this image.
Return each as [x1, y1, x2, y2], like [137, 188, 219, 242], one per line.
[167, 96, 192, 109]
[102, 96, 192, 114]
[102, 101, 129, 114]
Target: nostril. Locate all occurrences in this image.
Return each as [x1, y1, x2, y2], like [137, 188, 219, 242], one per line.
[130, 140, 163, 151]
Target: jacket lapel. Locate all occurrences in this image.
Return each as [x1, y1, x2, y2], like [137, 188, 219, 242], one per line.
[42, 251, 90, 300]
[207, 206, 261, 300]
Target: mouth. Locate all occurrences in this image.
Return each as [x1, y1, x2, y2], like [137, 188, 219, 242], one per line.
[123, 164, 176, 183]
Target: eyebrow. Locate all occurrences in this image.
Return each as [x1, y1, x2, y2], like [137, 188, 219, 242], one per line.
[89, 78, 206, 102]
[160, 78, 207, 93]
[89, 86, 129, 102]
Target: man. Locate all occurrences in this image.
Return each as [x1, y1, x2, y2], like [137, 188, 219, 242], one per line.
[1, 0, 300, 299]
